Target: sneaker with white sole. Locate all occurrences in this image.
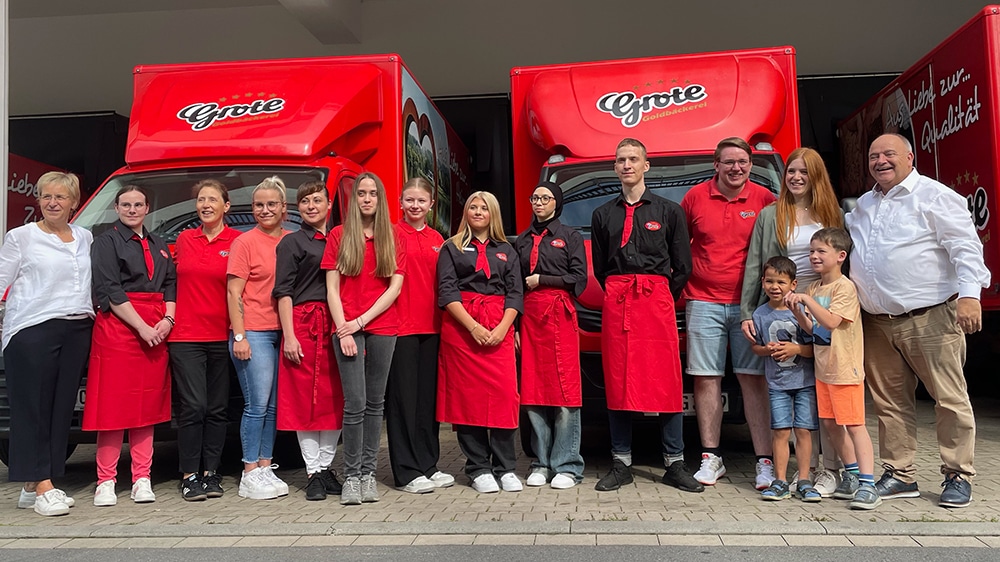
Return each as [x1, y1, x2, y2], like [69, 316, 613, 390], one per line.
[33, 489, 70, 517]
[261, 465, 289, 496]
[361, 473, 380, 502]
[499, 472, 523, 492]
[694, 453, 726, 486]
[550, 473, 577, 489]
[525, 468, 548, 487]
[239, 467, 279, 500]
[398, 475, 436, 494]
[429, 471, 455, 488]
[340, 476, 362, 505]
[471, 473, 499, 493]
[17, 488, 35, 509]
[131, 478, 156, 503]
[814, 468, 840, 498]
[94, 480, 117, 507]
[755, 459, 775, 490]
[52, 489, 75, 508]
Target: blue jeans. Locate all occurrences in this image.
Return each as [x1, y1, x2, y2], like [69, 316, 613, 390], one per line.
[230, 330, 280, 464]
[525, 406, 584, 481]
[334, 332, 396, 477]
[685, 300, 763, 375]
[769, 386, 819, 430]
[608, 410, 684, 459]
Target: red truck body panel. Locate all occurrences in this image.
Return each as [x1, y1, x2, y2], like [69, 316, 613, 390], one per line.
[838, 6, 1000, 309]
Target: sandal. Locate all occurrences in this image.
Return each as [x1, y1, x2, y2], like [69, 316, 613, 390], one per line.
[761, 479, 790, 501]
[796, 479, 822, 502]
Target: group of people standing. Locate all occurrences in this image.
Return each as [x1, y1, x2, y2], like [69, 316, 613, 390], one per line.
[3, 129, 988, 516]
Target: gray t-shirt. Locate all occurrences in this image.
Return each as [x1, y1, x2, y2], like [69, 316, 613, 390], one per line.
[752, 302, 815, 390]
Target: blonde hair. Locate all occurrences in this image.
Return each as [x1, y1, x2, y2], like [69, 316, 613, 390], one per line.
[775, 147, 843, 248]
[37, 171, 81, 207]
[338, 172, 396, 277]
[449, 191, 507, 249]
[253, 176, 287, 202]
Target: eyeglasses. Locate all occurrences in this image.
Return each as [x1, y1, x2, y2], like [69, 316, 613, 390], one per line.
[40, 194, 71, 203]
[719, 159, 751, 169]
[529, 195, 555, 204]
[253, 201, 283, 211]
[117, 202, 147, 210]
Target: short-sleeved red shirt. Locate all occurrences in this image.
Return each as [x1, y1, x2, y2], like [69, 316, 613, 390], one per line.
[170, 226, 240, 342]
[320, 225, 404, 336]
[681, 177, 776, 304]
[227, 227, 289, 331]
[395, 221, 443, 336]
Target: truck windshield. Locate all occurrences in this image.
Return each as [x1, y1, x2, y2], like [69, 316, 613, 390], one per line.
[549, 154, 782, 234]
[73, 167, 327, 243]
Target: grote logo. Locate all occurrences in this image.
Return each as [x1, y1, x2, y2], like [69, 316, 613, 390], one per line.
[550, 239, 566, 248]
[177, 98, 285, 131]
[644, 221, 661, 231]
[596, 85, 708, 128]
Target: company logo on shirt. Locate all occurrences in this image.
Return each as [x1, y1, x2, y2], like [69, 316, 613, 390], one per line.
[432, 245, 441, 253]
[550, 239, 566, 248]
[644, 221, 661, 231]
[219, 250, 230, 257]
[160, 249, 170, 259]
[496, 253, 508, 262]
[739, 210, 758, 219]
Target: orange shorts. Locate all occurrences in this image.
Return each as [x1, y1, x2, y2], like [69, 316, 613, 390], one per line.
[815, 380, 866, 426]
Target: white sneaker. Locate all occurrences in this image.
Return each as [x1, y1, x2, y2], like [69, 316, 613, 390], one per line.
[399, 475, 435, 494]
[130, 478, 156, 503]
[499, 472, 523, 492]
[694, 453, 726, 486]
[550, 473, 577, 489]
[261, 464, 289, 496]
[17, 488, 35, 509]
[525, 469, 548, 487]
[33, 489, 70, 517]
[755, 458, 775, 491]
[429, 471, 455, 488]
[471, 473, 499, 493]
[239, 467, 279, 500]
[814, 468, 840, 498]
[94, 480, 117, 507]
[52, 489, 75, 508]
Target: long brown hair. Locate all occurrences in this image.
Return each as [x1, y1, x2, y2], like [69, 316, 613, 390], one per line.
[338, 172, 396, 277]
[449, 191, 507, 249]
[775, 147, 843, 248]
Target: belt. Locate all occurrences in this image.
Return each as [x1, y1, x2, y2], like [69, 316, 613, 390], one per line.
[872, 294, 957, 320]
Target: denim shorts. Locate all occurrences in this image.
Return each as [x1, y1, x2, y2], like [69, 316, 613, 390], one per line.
[685, 300, 763, 376]
[768, 386, 819, 430]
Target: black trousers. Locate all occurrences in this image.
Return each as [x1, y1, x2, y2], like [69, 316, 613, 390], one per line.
[5, 318, 92, 482]
[455, 425, 516, 478]
[385, 334, 442, 486]
[168, 341, 230, 474]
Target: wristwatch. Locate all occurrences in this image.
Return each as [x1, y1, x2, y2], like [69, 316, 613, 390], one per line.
[234, 333, 245, 342]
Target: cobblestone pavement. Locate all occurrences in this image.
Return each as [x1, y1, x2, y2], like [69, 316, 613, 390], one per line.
[2, 397, 1000, 548]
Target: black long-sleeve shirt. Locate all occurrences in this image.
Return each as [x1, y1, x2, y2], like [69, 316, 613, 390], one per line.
[272, 224, 327, 305]
[590, 190, 692, 299]
[437, 237, 523, 314]
[91, 220, 177, 310]
[514, 219, 588, 297]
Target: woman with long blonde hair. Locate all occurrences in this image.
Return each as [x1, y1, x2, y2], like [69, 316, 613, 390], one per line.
[321, 172, 403, 505]
[436, 191, 523, 494]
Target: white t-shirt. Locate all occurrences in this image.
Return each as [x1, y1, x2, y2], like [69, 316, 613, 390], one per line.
[0, 223, 94, 350]
[786, 222, 821, 289]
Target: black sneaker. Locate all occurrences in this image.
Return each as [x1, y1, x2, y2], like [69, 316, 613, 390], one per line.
[181, 474, 207, 501]
[202, 472, 224, 498]
[594, 459, 633, 491]
[939, 473, 972, 508]
[874, 464, 920, 499]
[321, 468, 343, 495]
[305, 474, 327, 501]
[662, 461, 705, 493]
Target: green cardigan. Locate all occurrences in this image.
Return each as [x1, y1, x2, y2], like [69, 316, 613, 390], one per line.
[740, 204, 783, 322]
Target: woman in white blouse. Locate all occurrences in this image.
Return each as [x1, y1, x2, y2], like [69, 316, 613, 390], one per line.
[0, 171, 95, 517]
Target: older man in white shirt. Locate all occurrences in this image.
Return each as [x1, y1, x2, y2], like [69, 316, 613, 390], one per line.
[847, 133, 990, 509]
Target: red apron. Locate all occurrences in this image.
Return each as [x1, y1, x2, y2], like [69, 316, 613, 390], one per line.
[83, 292, 171, 431]
[437, 292, 519, 429]
[602, 274, 682, 413]
[277, 301, 344, 430]
[519, 287, 581, 407]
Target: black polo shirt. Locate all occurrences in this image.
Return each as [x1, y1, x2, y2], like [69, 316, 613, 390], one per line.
[514, 219, 588, 297]
[272, 224, 328, 306]
[437, 237, 523, 314]
[91, 219, 177, 310]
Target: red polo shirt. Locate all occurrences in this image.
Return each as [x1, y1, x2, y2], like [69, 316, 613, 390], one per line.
[680, 177, 775, 304]
[320, 225, 405, 336]
[395, 221, 443, 336]
[170, 226, 241, 342]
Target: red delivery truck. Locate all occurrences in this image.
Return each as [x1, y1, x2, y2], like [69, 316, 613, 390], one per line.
[511, 47, 801, 422]
[0, 54, 473, 466]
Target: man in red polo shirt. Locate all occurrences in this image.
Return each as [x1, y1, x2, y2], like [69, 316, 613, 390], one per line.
[680, 137, 776, 491]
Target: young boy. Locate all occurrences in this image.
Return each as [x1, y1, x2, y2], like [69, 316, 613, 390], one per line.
[785, 228, 880, 510]
[751, 256, 818, 502]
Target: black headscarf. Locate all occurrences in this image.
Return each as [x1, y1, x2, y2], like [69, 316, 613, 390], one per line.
[531, 181, 563, 232]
